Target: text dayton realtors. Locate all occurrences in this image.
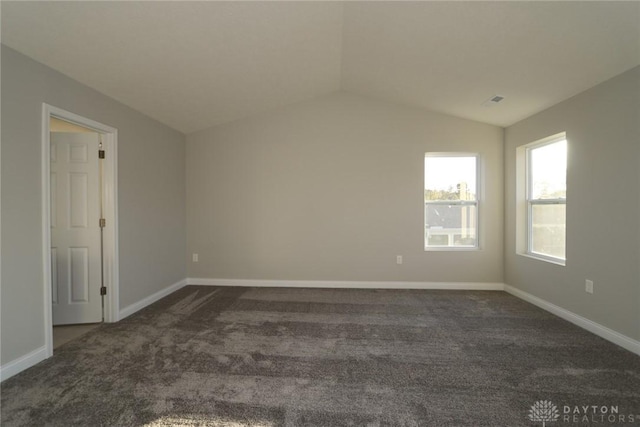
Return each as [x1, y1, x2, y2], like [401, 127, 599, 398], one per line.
[562, 405, 637, 424]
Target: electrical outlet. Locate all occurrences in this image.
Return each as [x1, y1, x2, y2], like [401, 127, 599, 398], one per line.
[192, 253, 199, 263]
[396, 255, 403, 265]
[585, 279, 593, 294]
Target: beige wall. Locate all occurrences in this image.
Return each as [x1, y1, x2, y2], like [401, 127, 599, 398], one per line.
[3, 39, 636, 376]
[186, 92, 504, 283]
[1, 46, 187, 365]
[505, 66, 640, 340]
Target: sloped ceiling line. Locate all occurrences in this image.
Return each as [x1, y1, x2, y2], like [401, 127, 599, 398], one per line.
[2, 1, 639, 133]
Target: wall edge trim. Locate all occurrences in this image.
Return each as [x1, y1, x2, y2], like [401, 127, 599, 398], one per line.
[504, 284, 640, 356]
[187, 278, 505, 290]
[119, 278, 188, 320]
[0, 346, 47, 382]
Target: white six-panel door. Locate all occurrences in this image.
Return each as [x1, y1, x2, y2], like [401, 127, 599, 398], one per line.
[51, 132, 103, 324]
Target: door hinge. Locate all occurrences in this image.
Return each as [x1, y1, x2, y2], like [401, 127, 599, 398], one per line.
[98, 150, 105, 159]
[100, 286, 107, 296]
[99, 218, 106, 228]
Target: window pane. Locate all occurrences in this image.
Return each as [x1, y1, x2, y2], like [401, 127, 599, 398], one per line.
[531, 203, 566, 259]
[425, 204, 477, 247]
[530, 140, 567, 199]
[425, 156, 476, 201]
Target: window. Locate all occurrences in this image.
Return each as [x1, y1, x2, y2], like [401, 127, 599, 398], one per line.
[424, 154, 478, 249]
[526, 135, 567, 262]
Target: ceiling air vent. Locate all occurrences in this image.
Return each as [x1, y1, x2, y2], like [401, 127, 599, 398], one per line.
[482, 95, 505, 107]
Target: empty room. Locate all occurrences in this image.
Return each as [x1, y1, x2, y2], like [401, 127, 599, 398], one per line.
[1, 1, 639, 426]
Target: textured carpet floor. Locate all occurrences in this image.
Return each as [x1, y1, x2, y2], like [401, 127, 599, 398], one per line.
[2, 286, 640, 426]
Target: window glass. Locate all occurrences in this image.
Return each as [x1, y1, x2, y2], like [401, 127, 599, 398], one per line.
[425, 156, 477, 201]
[527, 137, 567, 262]
[530, 204, 566, 259]
[530, 140, 567, 200]
[425, 155, 478, 249]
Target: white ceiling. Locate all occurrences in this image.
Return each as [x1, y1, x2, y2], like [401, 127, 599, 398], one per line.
[2, 1, 639, 134]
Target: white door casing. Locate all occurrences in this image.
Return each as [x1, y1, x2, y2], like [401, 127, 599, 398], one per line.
[50, 132, 103, 324]
[43, 103, 119, 359]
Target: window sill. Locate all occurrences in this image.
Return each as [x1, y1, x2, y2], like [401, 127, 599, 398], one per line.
[517, 252, 566, 266]
[425, 246, 479, 252]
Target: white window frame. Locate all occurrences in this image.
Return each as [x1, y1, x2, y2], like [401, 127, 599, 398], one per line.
[525, 134, 567, 265]
[424, 153, 480, 251]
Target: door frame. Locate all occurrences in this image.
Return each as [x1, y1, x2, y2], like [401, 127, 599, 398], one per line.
[41, 103, 119, 357]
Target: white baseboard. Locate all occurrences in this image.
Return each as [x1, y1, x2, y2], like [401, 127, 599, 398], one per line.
[1, 279, 188, 382]
[187, 277, 505, 291]
[0, 345, 47, 382]
[190, 278, 639, 355]
[504, 284, 640, 356]
[5, 280, 634, 383]
[119, 278, 187, 320]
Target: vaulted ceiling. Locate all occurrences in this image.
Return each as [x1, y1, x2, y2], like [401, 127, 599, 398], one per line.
[2, 1, 639, 134]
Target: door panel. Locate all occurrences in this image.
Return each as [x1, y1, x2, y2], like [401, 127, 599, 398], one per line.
[51, 132, 102, 325]
[69, 143, 88, 163]
[69, 247, 89, 302]
[69, 173, 88, 228]
[51, 248, 58, 304]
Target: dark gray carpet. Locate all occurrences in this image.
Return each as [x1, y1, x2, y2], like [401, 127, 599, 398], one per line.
[2, 286, 639, 426]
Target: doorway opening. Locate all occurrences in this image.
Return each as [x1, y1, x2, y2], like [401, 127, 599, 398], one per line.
[42, 104, 119, 357]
